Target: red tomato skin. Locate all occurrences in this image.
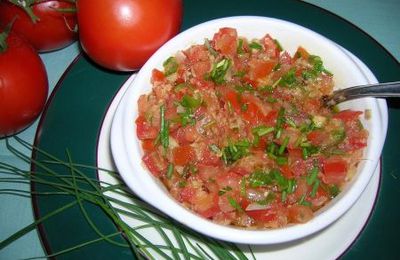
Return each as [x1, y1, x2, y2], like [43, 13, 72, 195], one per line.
[0, 32, 48, 137]
[0, 1, 77, 52]
[77, 0, 183, 71]
[322, 159, 348, 185]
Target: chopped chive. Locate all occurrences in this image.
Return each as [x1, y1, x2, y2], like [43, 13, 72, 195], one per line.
[306, 166, 319, 185]
[234, 70, 246, 78]
[166, 163, 174, 179]
[252, 126, 275, 136]
[278, 137, 290, 155]
[273, 63, 281, 71]
[228, 196, 244, 212]
[249, 41, 262, 50]
[159, 105, 169, 149]
[310, 179, 320, 197]
[266, 96, 278, 103]
[298, 194, 311, 206]
[237, 38, 244, 54]
[302, 147, 309, 160]
[241, 103, 248, 111]
[275, 107, 285, 138]
[287, 179, 296, 194]
[281, 190, 287, 202]
[276, 156, 288, 165]
[274, 39, 283, 51]
[218, 186, 233, 196]
[180, 94, 202, 109]
[210, 58, 231, 84]
[163, 57, 178, 76]
[240, 177, 247, 196]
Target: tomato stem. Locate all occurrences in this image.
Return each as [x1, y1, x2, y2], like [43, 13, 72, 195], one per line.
[7, 0, 40, 23]
[0, 18, 15, 52]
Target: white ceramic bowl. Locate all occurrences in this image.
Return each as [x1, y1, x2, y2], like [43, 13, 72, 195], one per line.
[110, 16, 388, 244]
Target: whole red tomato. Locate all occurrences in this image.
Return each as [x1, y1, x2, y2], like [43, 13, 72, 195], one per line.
[0, 0, 77, 52]
[0, 28, 48, 137]
[76, 0, 183, 71]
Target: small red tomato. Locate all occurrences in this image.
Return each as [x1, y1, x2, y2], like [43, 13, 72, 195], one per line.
[0, 1, 77, 52]
[76, 0, 183, 71]
[0, 28, 48, 137]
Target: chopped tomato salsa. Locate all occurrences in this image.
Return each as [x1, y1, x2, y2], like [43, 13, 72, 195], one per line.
[136, 28, 368, 229]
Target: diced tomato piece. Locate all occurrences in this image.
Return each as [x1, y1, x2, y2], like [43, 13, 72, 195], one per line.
[173, 126, 199, 145]
[172, 145, 196, 165]
[142, 151, 168, 177]
[224, 89, 241, 113]
[212, 27, 238, 56]
[333, 110, 363, 123]
[136, 115, 158, 140]
[185, 45, 210, 63]
[280, 165, 293, 178]
[248, 59, 275, 81]
[322, 158, 348, 185]
[192, 60, 211, 78]
[288, 148, 307, 176]
[151, 68, 165, 83]
[246, 209, 277, 223]
[198, 164, 220, 181]
[279, 51, 292, 65]
[197, 195, 220, 218]
[288, 205, 313, 223]
[262, 110, 278, 126]
[216, 171, 242, 190]
[141, 139, 156, 152]
[307, 130, 329, 146]
[198, 146, 221, 166]
[261, 34, 280, 58]
[180, 186, 196, 203]
[294, 46, 310, 60]
[347, 134, 367, 151]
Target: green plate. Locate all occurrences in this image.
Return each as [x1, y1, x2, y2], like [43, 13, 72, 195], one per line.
[32, 0, 400, 259]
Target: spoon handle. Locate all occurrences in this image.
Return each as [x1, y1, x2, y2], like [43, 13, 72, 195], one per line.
[325, 81, 400, 106]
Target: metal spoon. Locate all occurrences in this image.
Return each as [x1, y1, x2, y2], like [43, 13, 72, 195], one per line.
[322, 81, 400, 107]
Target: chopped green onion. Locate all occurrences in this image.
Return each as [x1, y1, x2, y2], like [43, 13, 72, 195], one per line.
[163, 57, 178, 76]
[210, 58, 231, 84]
[306, 166, 319, 185]
[159, 105, 169, 149]
[180, 94, 202, 109]
[166, 163, 174, 179]
[228, 196, 244, 212]
[240, 177, 247, 196]
[278, 137, 290, 155]
[275, 107, 285, 138]
[249, 41, 263, 50]
[252, 125, 275, 136]
[281, 190, 287, 202]
[241, 103, 248, 111]
[218, 186, 233, 196]
[237, 38, 244, 54]
[276, 156, 288, 165]
[310, 179, 320, 197]
[279, 68, 297, 87]
[248, 169, 273, 188]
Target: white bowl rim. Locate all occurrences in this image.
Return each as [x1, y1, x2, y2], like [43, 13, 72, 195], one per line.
[110, 16, 388, 245]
